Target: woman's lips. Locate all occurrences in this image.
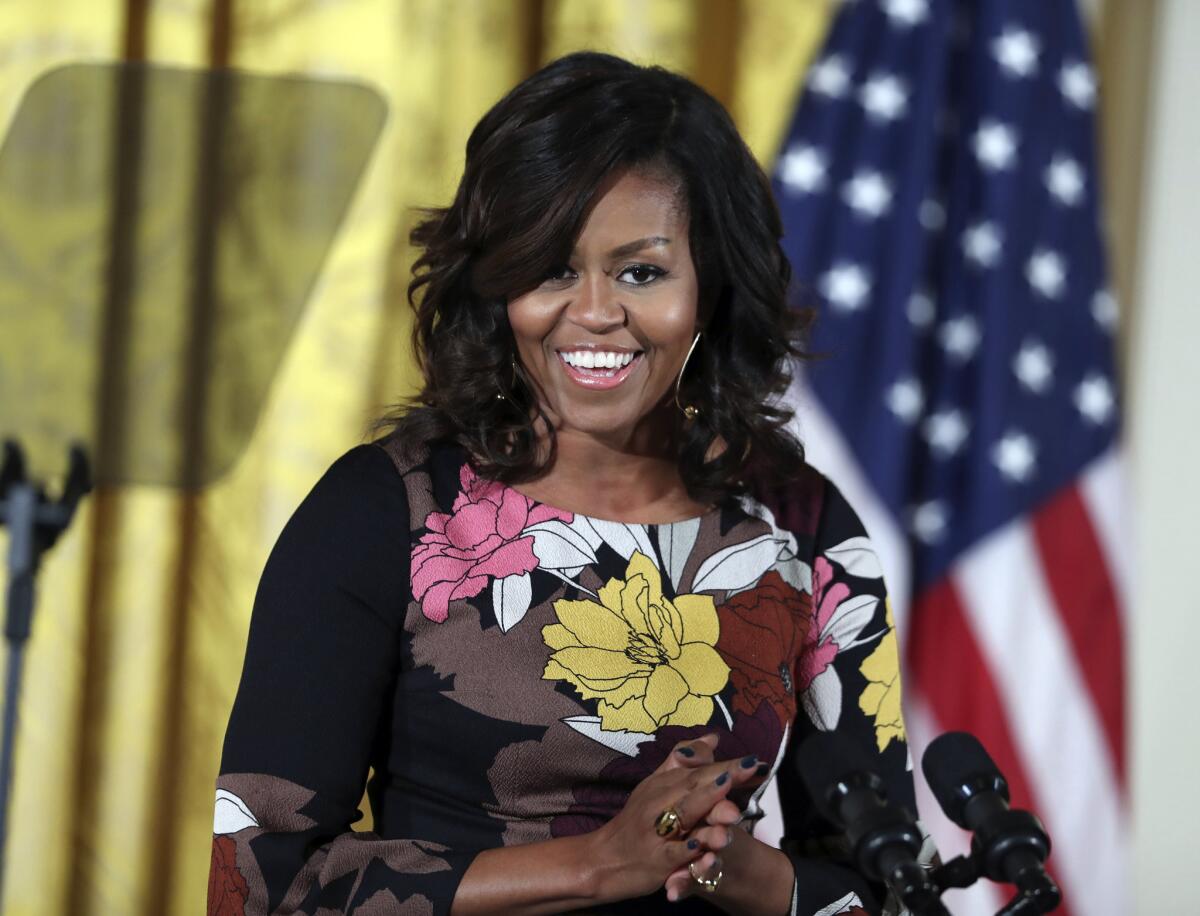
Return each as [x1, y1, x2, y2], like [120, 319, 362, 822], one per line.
[556, 351, 643, 390]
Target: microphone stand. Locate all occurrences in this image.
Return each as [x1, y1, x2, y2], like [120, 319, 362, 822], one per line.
[0, 441, 91, 900]
[925, 849, 1061, 914]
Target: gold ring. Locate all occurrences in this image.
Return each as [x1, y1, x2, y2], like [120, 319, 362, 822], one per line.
[688, 860, 723, 893]
[654, 806, 682, 838]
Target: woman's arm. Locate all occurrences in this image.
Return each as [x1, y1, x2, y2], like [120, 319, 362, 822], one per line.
[770, 478, 920, 916]
[211, 445, 482, 915]
[660, 477, 922, 916]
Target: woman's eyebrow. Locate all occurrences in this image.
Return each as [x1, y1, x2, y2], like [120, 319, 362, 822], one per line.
[604, 236, 671, 259]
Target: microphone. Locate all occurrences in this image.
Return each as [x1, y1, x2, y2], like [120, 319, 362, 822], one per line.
[797, 732, 946, 916]
[922, 732, 1061, 913]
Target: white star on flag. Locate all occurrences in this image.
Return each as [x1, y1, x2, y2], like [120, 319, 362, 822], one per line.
[1059, 61, 1097, 109]
[962, 220, 1003, 267]
[938, 315, 981, 362]
[1091, 289, 1119, 331]
[885, 377, 924, 423]
[809, 54, 852, 98]
[1013, 339, 1055, 393]
[820, 262, 872, 312]
[1026, 248, 1068, 299]
[881, 0, 929, 27]
[991, 430, 1038, 482]
[972, 120, 1019, 171]
[779, 144, 828, 194]
[924, 408, 970, 457]
[770, 4, 1130, 912]
[1074, 373, 1116, 424]
[910, 500, 950, 544]
[991, 27, 1040, 78]
[1045, 154, 1086, 205]
[859, 73, 909, 122]
[842, 170, 893, 218]
[907, 290, 936, 328]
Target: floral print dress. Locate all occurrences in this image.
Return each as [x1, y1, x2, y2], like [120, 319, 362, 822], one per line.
[209, 436, 914, 916]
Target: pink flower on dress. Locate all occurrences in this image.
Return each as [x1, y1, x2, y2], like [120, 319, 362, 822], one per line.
[796, 556, 848, 691]
[411, 464, 572, 623]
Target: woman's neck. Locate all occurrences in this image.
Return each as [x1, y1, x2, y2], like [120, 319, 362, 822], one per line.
[510, 427, 712, 524]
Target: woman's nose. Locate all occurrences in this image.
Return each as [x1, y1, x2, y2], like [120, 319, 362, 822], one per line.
[566, 274, 626, 331]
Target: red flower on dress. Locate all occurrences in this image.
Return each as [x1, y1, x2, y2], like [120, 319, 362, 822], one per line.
[411, 463, 571, 622]
[714, 570, 809, 724]
[208, 835, 249, 916]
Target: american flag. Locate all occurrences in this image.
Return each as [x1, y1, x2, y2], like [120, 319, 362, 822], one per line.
[771, 0, 1127, 913]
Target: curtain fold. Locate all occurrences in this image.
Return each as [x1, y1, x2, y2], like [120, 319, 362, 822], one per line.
[0, 2, 832, 912]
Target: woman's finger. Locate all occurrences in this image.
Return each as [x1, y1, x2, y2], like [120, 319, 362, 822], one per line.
[685, 823, 734, 852]
[661, 733, 719, 771]
[671, 850, 722, 901]
[688, 755, 762, 821]
[659, 834, 706, 878]
[703, 797, 744, 826]
[669, 756, 758, 832]
[663, 866, 694, 902]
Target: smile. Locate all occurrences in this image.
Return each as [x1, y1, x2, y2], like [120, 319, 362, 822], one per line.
[556, 349, 643, 390]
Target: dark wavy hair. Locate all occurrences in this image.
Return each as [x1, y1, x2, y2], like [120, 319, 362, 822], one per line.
[381, 51, 812, 504]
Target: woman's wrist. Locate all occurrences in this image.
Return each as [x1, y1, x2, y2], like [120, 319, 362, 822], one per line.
[451, 831, 610, 915]
[705, 830, 797, 916]
[575, 821, 621, 905]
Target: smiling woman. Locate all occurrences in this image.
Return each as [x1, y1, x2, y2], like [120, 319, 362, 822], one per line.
[392, 51, 811, 510]
[502, 168, 712, 520]
[210, 51, 920, 916]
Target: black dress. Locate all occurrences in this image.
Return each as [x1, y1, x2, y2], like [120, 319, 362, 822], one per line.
[208, 435, 915, 915]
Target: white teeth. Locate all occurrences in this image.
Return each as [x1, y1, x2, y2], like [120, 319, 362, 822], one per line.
[560, 350, 636, 370]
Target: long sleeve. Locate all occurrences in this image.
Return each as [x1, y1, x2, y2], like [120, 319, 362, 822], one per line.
[774, 479, 916, 916]
[208, 444, 476, 916]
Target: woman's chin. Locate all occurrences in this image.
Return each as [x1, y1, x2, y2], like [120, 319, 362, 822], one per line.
[549, 399, 676, 445]
[554, 412, 640, 441]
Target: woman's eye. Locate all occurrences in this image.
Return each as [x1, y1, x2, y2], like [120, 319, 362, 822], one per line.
[542, 265, 576, 284]
[619, 264, 665, 285]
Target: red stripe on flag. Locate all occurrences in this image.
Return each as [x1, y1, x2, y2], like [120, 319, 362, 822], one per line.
[1030, 484, 1126, 787]
[907, 576, 1073, 916]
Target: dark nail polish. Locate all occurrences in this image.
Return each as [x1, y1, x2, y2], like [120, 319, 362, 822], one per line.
[676, 746, 695, 757]
[715, 771, 729, 786]
[739, 754, 758, 768]
[755, 763, 770, 777]
[687, 838, 699, 849]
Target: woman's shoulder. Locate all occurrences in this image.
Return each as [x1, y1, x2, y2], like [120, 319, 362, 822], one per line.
[742, 457, 835, 544]
[370, 427, 465, 476]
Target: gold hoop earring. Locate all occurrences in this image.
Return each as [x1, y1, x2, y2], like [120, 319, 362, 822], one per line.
[495, 356, 519, 402]
[674, 331, 702, 421]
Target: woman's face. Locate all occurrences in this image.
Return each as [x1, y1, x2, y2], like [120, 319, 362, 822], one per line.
[506, 169, 700, 445]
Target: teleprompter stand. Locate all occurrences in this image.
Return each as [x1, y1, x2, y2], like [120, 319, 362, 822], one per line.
[0, 442, 91, 892]
[0, 60, 385, 901]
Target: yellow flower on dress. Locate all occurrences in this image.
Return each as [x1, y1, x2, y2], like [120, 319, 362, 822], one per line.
[858, 599, 907, 752]
[542, 551, 730, 734]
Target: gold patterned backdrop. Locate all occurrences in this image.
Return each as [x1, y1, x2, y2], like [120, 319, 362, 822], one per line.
[0, 2, 833, 913]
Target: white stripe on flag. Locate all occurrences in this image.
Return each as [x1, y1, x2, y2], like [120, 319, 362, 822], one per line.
[953, 521, 1128, 915]
[785, 377, 913, 634]
[1078, 448, 1130, 616]
[907, 698, 1004, 916]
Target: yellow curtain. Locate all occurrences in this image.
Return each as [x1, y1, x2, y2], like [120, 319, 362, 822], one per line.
[0, 2, 832, 913]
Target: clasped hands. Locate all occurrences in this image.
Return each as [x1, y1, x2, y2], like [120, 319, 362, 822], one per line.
[587, 733, 790, 910]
